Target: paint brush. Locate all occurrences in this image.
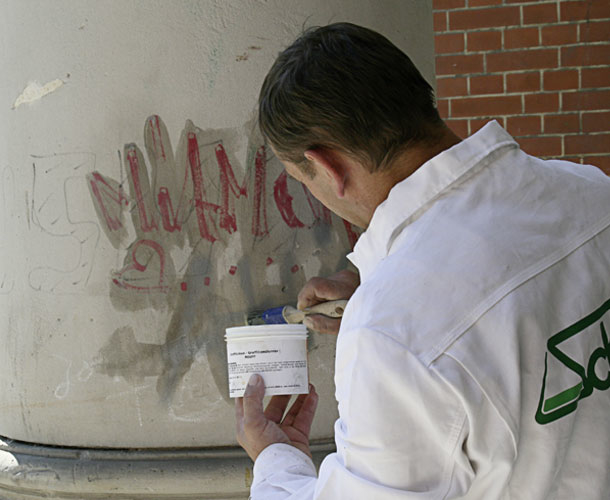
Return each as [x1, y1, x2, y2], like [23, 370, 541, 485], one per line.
[246, 299, 348, 325]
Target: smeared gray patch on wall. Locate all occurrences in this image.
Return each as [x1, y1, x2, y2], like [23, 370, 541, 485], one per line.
[94, 326, 163, 383]
[90, 115, 356, 405]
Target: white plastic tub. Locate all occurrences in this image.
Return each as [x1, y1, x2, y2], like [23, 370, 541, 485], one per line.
[225, 324, 309, 398]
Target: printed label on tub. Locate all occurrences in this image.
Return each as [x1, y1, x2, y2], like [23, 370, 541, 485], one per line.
[227, 341, 308, 398]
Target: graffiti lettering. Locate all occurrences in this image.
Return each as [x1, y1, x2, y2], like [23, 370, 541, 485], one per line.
[273, 170, 305, 229]
[87, 115, 359, 294]
[88, 115, 360, 402]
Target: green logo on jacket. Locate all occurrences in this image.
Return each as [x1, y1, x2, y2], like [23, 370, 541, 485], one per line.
[535, 298, 610, 425]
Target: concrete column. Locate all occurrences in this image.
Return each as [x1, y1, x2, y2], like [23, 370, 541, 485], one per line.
[0, 0, 434, 496]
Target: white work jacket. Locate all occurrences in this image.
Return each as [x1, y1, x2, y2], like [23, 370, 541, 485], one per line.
[251, 121, 610, 499]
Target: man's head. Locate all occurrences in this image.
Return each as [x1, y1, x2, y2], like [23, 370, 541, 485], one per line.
[258, 22, 443, 176]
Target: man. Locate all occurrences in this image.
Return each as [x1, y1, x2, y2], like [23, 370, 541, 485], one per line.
[235, 22, 610, 499]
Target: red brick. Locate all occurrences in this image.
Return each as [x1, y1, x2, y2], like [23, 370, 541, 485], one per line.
[561, 44, 610, 67]
[545, 113, 581, 134]
[563, 89, 610, 111]
[471, 117, 505, 133]
[436, 54, 485, 75]
[452, 95, 522, 117]
[565, 133, 610, 155]
[469, 0, 502, 6]
[543, 69, 579, 91]
[435, 33, 465, 54]
[437, 76, 469, 97]
[505, 27, 540, 49]
[434, 11, 448, 31]
[467, 30, 502, 52]
[446, 119, 469, 137]
[437, 98, 450, 118]
[541, 24, 578, 46]
[433, 0, 465, 10]
[581, 67, 610, 89]
[560, 0, 610, 21]
[507, 115, 542, 136]
[450, 6, 521, 30]
[523, 3, 558, 24]
[470, 74, 504, 94]
[584, 156, 610, 175]
[581, 21, 610, 43]
[506, 71, 541, 93]
[525, 92, 560, 113]
[518, 136, 563, 157]
[487, 48, 558, 72]
[583, 111, 610, 133]
[562, 157, 584, 164]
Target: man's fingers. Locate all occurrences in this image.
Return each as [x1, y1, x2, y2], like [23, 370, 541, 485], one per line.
[235, 397, 244, 422]
[304, 315, 341, 335]
[264, 395, 291, 423]
[333, 269, 360, 289]
[296, 270, 360, 310]
[297, 277, 340, 309]
[234, 397, 245, 439]
[285, 385, 318, 436]
[282, 393, 307, 427]
[242, 374, 265, 422]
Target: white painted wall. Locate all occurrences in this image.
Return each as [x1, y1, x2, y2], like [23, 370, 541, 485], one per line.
[0, 0, 435, 449]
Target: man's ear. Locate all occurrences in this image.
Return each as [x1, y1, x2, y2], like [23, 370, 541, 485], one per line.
[304, 149, 346, 198]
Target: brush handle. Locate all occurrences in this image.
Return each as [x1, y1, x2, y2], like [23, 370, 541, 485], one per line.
[283, 299, 348, 324]
[305, 299, 348, 317]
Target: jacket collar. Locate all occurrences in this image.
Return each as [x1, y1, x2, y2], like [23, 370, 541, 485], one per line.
[348, 121, 518, 281]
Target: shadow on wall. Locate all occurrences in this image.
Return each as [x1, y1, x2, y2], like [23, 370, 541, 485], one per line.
[86, 115, 360, 403]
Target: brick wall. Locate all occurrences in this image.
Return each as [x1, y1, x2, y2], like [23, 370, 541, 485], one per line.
[433, 0, 610, 174]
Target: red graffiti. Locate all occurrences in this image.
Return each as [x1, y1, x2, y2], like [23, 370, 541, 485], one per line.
[91, 120, 356, 243]
[88, 116, 360, 294]
[273, 170, 305, 229]
[180, 282, 187, 292]
[343, 219, 360, 248]
[186, 135, 251, 242]
[216, 143, 247, 234]
[158, 186, 182, 233]
[291, 264, 299, 273]
[148, 115, 166, 161]
[113, 239, 169, 292]
[188, 132, 219, 243]
[204, 277, 211, 286]
[127, 146, 158, 233]
[89, 172, 128, 231]
[252, 146, 269, 237]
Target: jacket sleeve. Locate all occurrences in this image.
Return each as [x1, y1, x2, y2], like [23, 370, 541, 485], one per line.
[250, 327, 475, 499]
[251, 443, 318, 500]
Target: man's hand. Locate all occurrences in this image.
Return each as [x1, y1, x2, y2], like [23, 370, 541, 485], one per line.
[297, 269, 360, 334]
[235, 374, 319, 461]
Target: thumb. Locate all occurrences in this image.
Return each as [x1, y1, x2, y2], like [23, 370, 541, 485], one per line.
[243, 374, 265, 421]
[304, 315, 341, 335]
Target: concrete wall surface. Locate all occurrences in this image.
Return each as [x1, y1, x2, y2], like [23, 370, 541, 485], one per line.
[0, 0, 433, 496]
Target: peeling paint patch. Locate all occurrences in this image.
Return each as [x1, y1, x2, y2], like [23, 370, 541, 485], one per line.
[265, 263, 280, 286]
[13, 79, 64, 109]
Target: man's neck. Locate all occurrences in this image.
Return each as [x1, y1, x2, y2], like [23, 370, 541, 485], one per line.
[359, 125, 462, 227]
